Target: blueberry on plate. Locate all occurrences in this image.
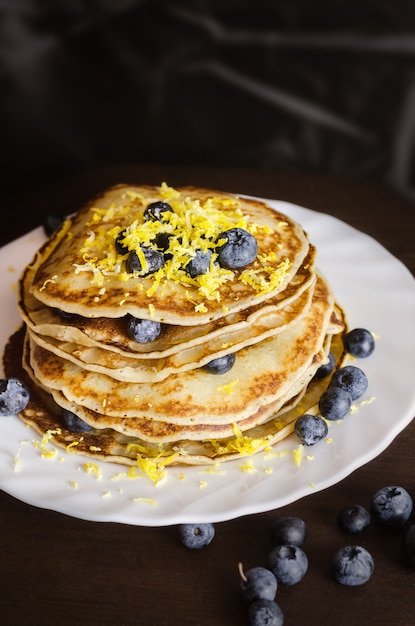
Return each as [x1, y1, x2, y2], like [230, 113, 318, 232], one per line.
[331, 545, 374, 586]
[185, 249, 213, 278]
[126, 246, 164, 276]
[127, 316, 161, 343]
[144, 201, 174, 222]
[269, 516, 307, 547]
[0, 378, 30, 416]
[318, 387, 352, 420]
[402, 524, 415, 569]
[248, 599, 284, 626]
[337, 504, 371, 534]
[329, 365, 368, 401]
[203, 353, 236, 375]
[313, 352, 336, 380]
[179, 523, 215, 549]
[43, 214, 65, 237]
[61, 408, 93, 433]
[239, 564, 277, 605]
[370, 485, 413, 526]
[295, 413, 328, 446]
[216, 227, 258, 269]
[267, 544, 308, 585]
[343, 328, 375, 358]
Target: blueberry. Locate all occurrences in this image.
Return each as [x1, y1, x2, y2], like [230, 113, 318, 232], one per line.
[337, 505, 371, 534]
[61, 408, 93, 433]
[294, 413, 328, 446]
[402, 524, 415, 569]
[269, 516, 307, 547]
[43, 214, 64, 237]
[126, 246, 164, 276]
[343, 328, 375, 358]
[54, 308, 78, 319]
[154, 232, 174, 260]
[370, 485, 413, 526]
[185, 249, 213, 278]
[127, 316, 161, 343]
[331, 545, 374, 586]
[144, 201, 174, 222]
[203, 353, 236, 375]
[115, 229, 129, 255]
[179, 523, 215, 549]
[318, 387, 352, 420]
[216, 227, 258, 269]
[329, 365, 368, 401]
[248, 599, 284, 626]
[313, 352, 336, 380]
[267, 544, 308, 585]
[0, 378, 30, 416]
[239, 564, 277, 605]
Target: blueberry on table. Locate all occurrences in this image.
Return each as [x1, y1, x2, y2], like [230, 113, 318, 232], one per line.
[0, 378, 30, 416]
[331, 545, 374, 586]
[318, 387, 352, 420]
[216, 227, 258, 269]
[144, 201, 174, 222]
[179, 523, 215, 549]
[337, 504, 371, 534]
[343, 328, 375, 358]
[238, 563, 277, 605]
[329, 365, 368, 401]
[185, 249, 213, 278]
[127, 316, 161, 343]
[402, 524, 415, 569]
[248, 599, 284, 626]
[313, 352, 335, 380]
[203, 353, 236, 374]
[267, 544, 308, 585]
[269, 516, 307, 547]
[126, 246, 164, 276]
[61, 408, 93, 433]
[295, 413, 328, 446]
[370, 485, 413, 526]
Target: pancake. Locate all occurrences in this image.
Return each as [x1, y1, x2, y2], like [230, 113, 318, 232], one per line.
[25, 277, 315, 383]
[4, 326, 346, 468]
[29, 184, 311, 324]
[2, 182, 350, 477]
[26, 274, 340, 425]
[20, 243, 316, 359]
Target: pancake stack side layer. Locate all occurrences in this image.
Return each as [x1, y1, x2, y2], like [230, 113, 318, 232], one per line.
[3, 183, 346, 482]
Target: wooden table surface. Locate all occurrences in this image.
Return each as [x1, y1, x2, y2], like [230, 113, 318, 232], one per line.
[1, 164, 414, 626]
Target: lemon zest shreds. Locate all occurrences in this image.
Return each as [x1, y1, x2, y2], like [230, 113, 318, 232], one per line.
[126, 443, 178, 484]
[132, 497, 157, 505]
[74, 183, 287, 305]
[83, 462, 103, 480]
[208, 423, 271, 457]
[292, 444, 304, 467]
[216, 379, 239, 394]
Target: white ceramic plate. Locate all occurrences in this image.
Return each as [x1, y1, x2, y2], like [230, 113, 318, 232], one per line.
[0, 198, 414, 526]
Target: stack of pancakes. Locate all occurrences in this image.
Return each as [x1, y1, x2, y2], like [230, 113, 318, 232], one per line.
[4, 184, 346, 475]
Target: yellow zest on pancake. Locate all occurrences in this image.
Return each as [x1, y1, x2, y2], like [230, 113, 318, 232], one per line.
[208, 423, 271, 457]
[74, 183, 280, 305]
[126, 443, 178, 484]
[216, 379, 239, 394]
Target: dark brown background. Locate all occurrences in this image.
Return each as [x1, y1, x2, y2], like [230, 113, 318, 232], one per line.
[3, 1, 415, 203]
[0, 163, 414, 625]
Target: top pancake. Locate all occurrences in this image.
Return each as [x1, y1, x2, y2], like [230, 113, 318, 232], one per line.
[29, 184, 310, 325]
